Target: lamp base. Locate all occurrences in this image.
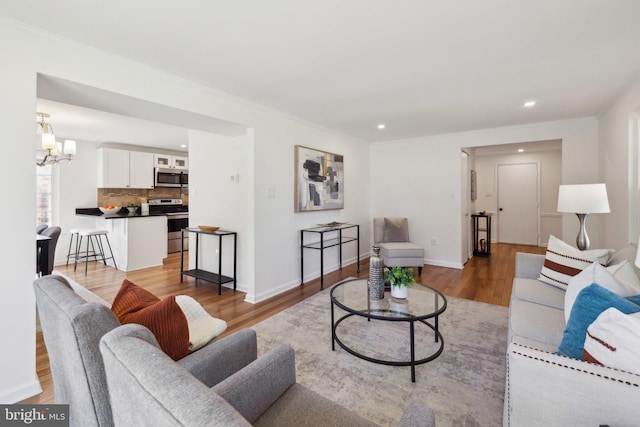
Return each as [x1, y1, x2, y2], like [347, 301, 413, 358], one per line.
[575, 213, 590, 251]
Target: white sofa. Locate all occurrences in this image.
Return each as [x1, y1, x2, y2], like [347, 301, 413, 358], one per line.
[504, 252, 640, 426]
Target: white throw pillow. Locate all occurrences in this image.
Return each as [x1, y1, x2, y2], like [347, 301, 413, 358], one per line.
[539, 235, 610, 290]
[564, 261, 640, 324]
[175, 295, 227, 352]
[583, 308, 640, 376]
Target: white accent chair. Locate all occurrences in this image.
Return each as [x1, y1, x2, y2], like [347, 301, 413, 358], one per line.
[373, 218, 424, 275]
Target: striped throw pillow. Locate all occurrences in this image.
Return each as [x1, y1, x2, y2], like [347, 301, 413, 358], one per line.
[538, 235, 610, 290]
[583, 308, 640, 376]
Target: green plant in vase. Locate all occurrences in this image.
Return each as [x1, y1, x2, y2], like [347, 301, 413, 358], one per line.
[384, 266, 415, 299]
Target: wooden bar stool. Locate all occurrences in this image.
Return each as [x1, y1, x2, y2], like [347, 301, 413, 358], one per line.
[72, 229, 117, 274]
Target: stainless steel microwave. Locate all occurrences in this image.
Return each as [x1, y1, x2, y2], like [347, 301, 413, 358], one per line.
[154, 168, 188, 188]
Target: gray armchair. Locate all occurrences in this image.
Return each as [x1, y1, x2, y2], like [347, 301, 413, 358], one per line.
[99, 324, 436, 427]
[33, 275, 258, 427]
[373, 218, 425, 275]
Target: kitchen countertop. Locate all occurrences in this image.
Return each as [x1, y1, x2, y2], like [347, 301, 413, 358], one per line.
[75, 208, 174, 219]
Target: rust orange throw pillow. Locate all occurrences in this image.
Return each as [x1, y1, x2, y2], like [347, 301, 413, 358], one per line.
[111, 279, 189, 361]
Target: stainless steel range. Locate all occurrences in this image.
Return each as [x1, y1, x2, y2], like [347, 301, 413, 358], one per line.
[148, 198, 188, 253]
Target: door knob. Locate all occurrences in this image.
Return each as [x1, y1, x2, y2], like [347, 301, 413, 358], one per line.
[499, 208, 503, 211]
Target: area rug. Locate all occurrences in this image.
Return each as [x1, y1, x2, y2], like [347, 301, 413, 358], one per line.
[251, 287, 508, 426]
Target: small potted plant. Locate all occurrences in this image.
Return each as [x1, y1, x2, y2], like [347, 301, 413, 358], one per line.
[126, 203, 139, 214]
[384, 266, 416, 299]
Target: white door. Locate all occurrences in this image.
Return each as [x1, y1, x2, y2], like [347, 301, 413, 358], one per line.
[497, 163, 539, 245]
[461, 151, 470, 264]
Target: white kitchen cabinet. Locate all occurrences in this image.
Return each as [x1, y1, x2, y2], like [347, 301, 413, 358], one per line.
[129, 151, 154, 188]
[98, 148, 154, 189]
[154, 153, 188, 169]
[97, 148, 129, 188]
[172, 155, 188, 169]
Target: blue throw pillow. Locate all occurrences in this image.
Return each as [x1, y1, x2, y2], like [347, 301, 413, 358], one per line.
[557, 283, 640, 359]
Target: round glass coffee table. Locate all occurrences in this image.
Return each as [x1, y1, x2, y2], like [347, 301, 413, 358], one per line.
[330, 278, 447, 382]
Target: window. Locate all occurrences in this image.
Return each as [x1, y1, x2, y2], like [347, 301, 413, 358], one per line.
[36, 164, 53, 225]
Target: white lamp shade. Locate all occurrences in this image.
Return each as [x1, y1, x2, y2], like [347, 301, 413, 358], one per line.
[557, 184, 610, 214]
[53, 142, 62, 156]
[41, 133, 56, 151]
[64, 140, 76, 155]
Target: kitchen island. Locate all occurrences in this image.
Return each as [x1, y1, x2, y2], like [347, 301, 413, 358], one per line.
[76, 208, 168, 272]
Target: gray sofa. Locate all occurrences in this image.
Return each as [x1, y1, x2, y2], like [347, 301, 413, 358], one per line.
[34, 274, 258, 427]
[100, 324, 436, 427]
[504, 252, 640, 426]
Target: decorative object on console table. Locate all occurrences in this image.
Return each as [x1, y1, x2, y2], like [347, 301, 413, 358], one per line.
[384, 266, 416, 299]
[294, 145, 344, 212]
[368, 245, 385, 300]
[300, 223, 360, 289]
[557, 183, 610, 250]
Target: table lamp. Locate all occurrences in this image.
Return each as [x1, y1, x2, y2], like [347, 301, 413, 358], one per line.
[557, 184, 610, 250]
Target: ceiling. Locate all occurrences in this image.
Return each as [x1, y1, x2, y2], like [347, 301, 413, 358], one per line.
[5, 1, 640, 144]
[36, 99, 190, 151]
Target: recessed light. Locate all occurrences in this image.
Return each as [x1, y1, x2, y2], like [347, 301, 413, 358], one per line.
[518, 149, 525, 153]
[180, 144, 187, 148]
[523, 101, 536, 107]
[377, 124, 386, 129]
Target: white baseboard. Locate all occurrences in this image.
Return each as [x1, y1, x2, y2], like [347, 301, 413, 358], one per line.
[0, 379, 42, 404]
[248, 255, 363, 304]
[425, 258, 463, 270]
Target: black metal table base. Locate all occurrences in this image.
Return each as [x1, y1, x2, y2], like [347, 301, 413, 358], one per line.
[331, 305, 444, 382]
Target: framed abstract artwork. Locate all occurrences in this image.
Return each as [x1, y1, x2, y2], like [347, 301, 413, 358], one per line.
[294, 145, 344, 212]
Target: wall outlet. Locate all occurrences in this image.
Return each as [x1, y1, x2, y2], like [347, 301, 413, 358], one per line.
[431, 237, 438, 245]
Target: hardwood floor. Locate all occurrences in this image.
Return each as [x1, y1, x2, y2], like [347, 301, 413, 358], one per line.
[22, 242, 545, 404]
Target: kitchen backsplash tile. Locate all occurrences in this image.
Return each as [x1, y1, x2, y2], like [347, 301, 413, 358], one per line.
[98, 187, 189, 208]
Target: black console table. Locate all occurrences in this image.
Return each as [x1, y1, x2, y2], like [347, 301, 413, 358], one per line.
[300, 223, 359, 289]
[180, 228, 237, 295]
[471, 214, 492, 257]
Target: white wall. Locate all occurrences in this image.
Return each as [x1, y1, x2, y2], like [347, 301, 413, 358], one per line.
[474, 149, 562, 246]
[0, 32, 42, 403]
[370, 118, 599, 268]
[188, 130, 254, 296]
[250, 116, 371, 302]
[598, 75, 640, 248]
[54, 141, 99, 265]
[0, 18, 370, 401]
[187, 115, 371, 304]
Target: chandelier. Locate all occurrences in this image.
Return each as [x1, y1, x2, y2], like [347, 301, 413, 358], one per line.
[36, 112, 76, 167]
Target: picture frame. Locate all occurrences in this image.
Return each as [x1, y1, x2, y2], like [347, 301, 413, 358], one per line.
[294, 145, 344, 212]
[470, 169, 477, 201]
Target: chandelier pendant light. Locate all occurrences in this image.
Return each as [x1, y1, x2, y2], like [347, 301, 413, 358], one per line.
[36, 112, 76, 166]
